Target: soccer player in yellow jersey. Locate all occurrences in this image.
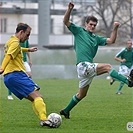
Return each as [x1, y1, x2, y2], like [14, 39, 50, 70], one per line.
[0, 23, 55, 128]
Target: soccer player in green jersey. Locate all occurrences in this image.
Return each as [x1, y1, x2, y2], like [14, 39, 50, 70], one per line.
[60, 2, 133, 119]
[20, 40, 32, 78]
[110, 40, 133, 94]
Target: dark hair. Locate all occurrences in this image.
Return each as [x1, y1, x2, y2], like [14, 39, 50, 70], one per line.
[15, 23, 30, 33]
[85, 16, 98, 24]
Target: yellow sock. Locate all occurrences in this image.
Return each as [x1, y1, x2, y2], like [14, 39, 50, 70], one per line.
[34, 97, 47, 120]
[32, 102, 39, 117]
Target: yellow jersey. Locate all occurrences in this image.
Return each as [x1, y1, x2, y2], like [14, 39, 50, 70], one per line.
[3, 36, 26, 75]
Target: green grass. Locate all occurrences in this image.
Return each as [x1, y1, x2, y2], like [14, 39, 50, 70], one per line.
[0, 79, 133, 133]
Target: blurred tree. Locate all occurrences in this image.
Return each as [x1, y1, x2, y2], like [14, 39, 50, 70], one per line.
[79, 0, 132, 45]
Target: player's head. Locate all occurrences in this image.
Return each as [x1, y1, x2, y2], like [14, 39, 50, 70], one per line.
[126, 39, 132, 50]
[15, 23, 31, 43]
[85, 16, 98, 33]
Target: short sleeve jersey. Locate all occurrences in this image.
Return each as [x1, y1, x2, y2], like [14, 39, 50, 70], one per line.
[68, 23, 107, 64]
[20, 40, 29, 62]
[115, 47, 133, 68]
[3, 36, 26, 75]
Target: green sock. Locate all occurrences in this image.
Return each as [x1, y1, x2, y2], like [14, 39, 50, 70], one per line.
[109, 69, 128, 85]
[8, 89, 12, 95]
[64, 95, 81, 113]
[117, 82, 124, 92]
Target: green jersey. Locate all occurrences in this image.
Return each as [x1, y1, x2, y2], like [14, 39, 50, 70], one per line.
[20, 40, 29, 62]
[116, 47, 133, 68]
[68, 23, 107, 64]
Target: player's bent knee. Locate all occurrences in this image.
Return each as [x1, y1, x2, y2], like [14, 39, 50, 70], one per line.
[106, 64, 112, 71]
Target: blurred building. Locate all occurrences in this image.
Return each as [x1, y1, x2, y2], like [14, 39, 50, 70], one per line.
[0, 0, 132, 47]
[0, 0, 131, 79]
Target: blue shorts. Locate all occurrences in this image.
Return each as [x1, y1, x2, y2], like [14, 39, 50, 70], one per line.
[4, 71, 40, 100]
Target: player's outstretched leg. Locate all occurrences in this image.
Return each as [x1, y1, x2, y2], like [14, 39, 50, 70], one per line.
[128, 69, 133, 87]
[109, 69, 133, 87]
[32, 97, 55, 128]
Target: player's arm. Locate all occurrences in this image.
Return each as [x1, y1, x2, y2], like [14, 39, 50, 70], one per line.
[27, 52, 32, 67]
[63, 2, 74, 27]
[114, 56, 126, 63]
[106, 22, 120, 44]
[0, 54, 11, 74]
[22, 47, 38, 52]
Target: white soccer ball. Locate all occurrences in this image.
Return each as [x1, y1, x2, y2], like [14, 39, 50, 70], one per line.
[48, 113, 62, 128]
[106, 76, 111, 80]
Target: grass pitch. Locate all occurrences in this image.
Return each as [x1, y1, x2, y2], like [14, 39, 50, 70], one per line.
[0, 79, 132, 133]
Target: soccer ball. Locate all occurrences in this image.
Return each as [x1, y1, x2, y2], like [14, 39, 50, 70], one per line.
[48, 113, 62, 128]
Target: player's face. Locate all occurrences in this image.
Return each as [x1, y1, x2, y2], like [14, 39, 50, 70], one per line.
[127, 40, 132, 50]
[85, 20, 97, 33]
[20, 27, 31, 43]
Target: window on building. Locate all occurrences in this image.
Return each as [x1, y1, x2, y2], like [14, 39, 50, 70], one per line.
[50, 18, 54, 34]
[0, 18, 7, 33]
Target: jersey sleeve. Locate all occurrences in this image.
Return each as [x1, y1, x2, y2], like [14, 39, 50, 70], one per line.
[68, 23, 82, 35]
[96, 35, 107, 46]
[7, 41, 20, 59]
[115, 48, 125, 57]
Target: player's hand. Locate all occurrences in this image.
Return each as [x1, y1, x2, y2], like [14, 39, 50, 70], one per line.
[28, 47, 38, 52]
[121, 59, 126, 62]
[68, 2, 74, 9]
[113, 22, 120, 28]
[0, 68, 4, 74]
[28, 61, 32, 67]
